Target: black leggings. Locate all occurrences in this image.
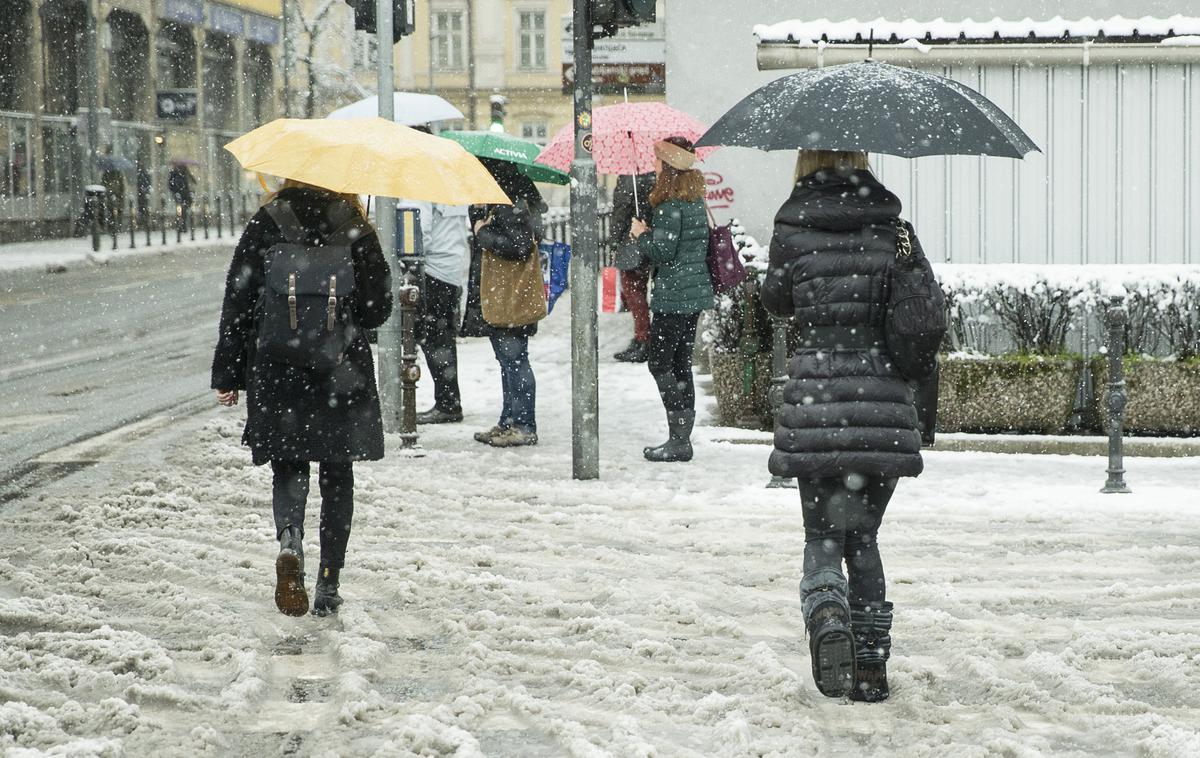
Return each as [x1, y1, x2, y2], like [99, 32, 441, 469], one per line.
[647, 312, 699, 412]
[799, 477, 897, 608]
[271, 460, 355, 569]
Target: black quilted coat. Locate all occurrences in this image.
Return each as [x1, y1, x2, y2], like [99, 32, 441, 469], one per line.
[761, 168, 923, 479]
[211, 188, 393, 465]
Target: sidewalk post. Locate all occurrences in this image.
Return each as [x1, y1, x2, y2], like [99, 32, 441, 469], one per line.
[1102, 298, 1131, 493]
[374, 0, 402, 433]
[395, 207, 424, 449]
[766, 314, 794, 489]
[570, 0, 600, 480]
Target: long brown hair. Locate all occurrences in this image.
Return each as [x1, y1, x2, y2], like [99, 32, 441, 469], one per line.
[793, 150, 871, 183]
[262, 178, 368, 219]
[649, 136, 705, 207]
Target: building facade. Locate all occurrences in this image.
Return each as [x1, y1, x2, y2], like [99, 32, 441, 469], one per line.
[1, 0, 281, 241]
[666, 0, 1199, 265]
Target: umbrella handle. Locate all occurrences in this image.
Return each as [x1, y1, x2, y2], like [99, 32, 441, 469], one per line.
[628, 130, 640, 218]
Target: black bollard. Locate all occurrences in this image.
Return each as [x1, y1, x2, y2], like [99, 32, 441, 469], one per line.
[144, 200, 151, 246]
[766, 314, 795, 489]
[1102, 298, 1131, 493]
[201, 196, 210, 240]
[128, 199, 136, 249]
[189, 206, 195, 241]
[89, 195, 101, 253]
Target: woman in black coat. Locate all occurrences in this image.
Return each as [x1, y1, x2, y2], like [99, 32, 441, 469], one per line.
[762, 150, 925, 702]
[212, 182, 392, 618]
[466, 158, 547, 448]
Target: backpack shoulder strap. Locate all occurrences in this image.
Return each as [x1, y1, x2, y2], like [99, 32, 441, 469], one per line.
[325, 203, 375, 248]
[263, 200, 307, 245]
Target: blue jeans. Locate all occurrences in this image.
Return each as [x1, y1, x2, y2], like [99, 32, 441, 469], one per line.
[490, 333, 536, 432]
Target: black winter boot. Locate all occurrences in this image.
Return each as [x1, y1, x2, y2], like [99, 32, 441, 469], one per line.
[849, 601, 894, 702]
[275, 526, 309, 617]
[614, 340, 649, 363]
[800, 569, 855, 698]
[312, 565, 343, 617]
[644, 409, 694, 462]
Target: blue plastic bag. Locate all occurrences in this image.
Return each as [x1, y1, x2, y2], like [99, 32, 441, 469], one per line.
[539, 241, 571, 314]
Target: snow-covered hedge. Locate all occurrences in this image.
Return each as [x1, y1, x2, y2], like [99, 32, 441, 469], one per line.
[939, 264, 1200, 358]
[708, 255, 1200, 358]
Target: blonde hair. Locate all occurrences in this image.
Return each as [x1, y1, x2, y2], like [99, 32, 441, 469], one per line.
[793, 150, 871, 183]
[262, 178, 368, 219]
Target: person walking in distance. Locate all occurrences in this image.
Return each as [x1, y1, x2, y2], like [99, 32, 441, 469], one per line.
[629, 138, 713, 462]
[168, 162, 194, 232]
[212, 179, 393, 617]
[762, 150, 930, 701]
[611, 172, 656, 362]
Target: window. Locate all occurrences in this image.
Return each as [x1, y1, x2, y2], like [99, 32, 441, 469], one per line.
[354, 34, 378, 71]
[521, 122, 548, 143]
[518, 11, 546, 70]
[433, 11, 464, 71]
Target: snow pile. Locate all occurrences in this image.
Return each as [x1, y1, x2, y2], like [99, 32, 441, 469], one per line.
[755, 15, 1200, 44]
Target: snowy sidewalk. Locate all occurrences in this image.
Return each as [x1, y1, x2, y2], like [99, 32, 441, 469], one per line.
[0, 232, 239, 273]
[2, 303, 1200, 756]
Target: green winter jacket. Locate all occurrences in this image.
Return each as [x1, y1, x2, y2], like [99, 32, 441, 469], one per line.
[637, 199, 714, 314]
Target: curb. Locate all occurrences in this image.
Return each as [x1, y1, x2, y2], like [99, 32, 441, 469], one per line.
[709, 434, 1200, 458]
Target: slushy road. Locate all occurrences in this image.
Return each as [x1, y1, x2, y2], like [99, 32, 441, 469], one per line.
[0, 246, 231, 493]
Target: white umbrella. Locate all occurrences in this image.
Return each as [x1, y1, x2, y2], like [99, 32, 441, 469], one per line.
[327, 93, 464, 126]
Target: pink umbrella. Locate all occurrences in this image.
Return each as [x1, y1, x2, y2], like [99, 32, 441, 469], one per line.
[535, 102, 718, 176]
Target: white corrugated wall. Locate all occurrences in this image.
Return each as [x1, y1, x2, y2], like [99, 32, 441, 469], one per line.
[872, 62, 1200, 265]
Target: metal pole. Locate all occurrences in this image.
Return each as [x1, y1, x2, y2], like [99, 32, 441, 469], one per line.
[767, 315, 794, 488]
[375, 0, 402, 433]
[84, 0, 100, 184]
[280, 0, 293, 117]
[465, 0, 477, 129]
[1102, 299, 1131, 493]
[570, 0, 600, 480]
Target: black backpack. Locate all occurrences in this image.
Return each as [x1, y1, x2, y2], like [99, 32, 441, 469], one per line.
[256, 199, 370, 372]
[884, 220, 947, 381]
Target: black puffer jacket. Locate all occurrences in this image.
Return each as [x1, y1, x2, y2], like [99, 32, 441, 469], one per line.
[762, 168, 923, 479]
[211, 188, 393, 465]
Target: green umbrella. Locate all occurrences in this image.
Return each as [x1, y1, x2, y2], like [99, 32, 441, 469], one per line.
[441, 130, 570, 185]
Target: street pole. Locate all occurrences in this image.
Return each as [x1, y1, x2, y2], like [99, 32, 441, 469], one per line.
[376, 0, 402, 432]
[465, 0, 477, 129]
[280, 0, 293, 117]
[1102, 298, 1131, 493]
[570, 0, 600, 480]
[84, 0, 100, 184]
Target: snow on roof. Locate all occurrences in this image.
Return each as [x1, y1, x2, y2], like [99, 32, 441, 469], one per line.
[754, 15, 1200, 45]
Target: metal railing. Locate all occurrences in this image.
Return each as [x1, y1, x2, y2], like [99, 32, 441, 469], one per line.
[82, 190, 263, 252]
[542, 204, 614, 264]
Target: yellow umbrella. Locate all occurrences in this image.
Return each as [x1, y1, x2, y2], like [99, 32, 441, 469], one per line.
[224, 117, 512, 205]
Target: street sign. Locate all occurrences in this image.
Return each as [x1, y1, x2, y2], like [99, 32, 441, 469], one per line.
[156, 90, 198, 120]
[561, 14, 665, 94]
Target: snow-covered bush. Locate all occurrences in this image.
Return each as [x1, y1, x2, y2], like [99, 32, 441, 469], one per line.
[938, 265, 1200, 358]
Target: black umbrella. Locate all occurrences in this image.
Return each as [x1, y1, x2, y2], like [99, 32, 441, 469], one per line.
[697, 61, 1039, 158]
[97, 154, 136, 173]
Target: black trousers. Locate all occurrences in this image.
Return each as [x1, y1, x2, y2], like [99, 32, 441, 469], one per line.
[271, 460, 355, 569]
[415, 274, 462, 413]
[647, 312, 700, 412]
[798, 477, 897, 608]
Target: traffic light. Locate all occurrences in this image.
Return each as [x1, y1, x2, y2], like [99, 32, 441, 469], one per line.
[590, 0, 656, 35]
[346, 0, 415, 43]
[489, 93, 507, 133]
